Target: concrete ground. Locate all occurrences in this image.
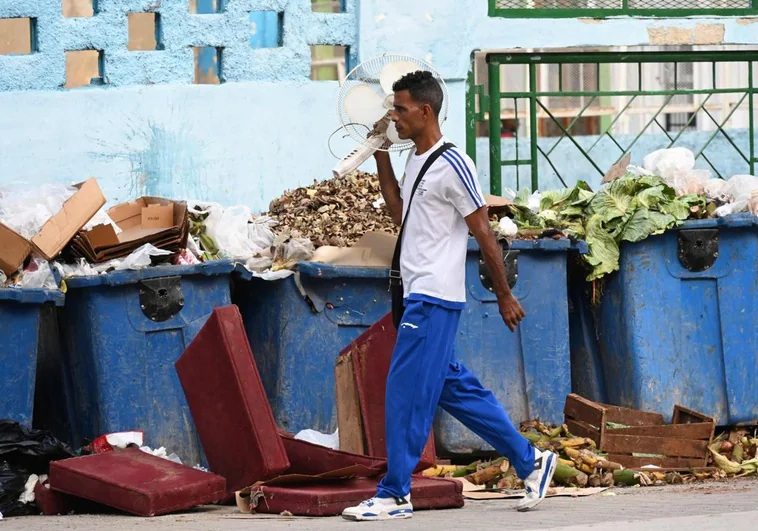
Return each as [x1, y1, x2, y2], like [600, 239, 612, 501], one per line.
[2, 478, 756, 530]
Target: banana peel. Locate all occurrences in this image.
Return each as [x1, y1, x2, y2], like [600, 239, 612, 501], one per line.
[709, 448, 742, 475]
[422, 465, 459, 478]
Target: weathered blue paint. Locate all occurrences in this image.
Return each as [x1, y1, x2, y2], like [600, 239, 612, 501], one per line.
[0, 288, 64, 427]
[54, 261, 234, 465]
[586, 213, 758, 425]
[434, 238, 583, 455]
[196, 0, 219, 80]
[232, 263, 390, 434]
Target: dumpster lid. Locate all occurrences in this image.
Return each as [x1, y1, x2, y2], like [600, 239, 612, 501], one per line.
[679, 212, 758, 230]
[0, 287, 64, 306]
[468, 237, 589, 254]
[63, 260, 234, 289]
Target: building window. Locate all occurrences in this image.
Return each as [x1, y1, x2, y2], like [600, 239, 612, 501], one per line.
[490, 0, 758, 18]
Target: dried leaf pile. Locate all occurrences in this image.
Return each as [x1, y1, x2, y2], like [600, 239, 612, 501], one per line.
[423, 422, 758, 491]
[268, 172, 397, 248]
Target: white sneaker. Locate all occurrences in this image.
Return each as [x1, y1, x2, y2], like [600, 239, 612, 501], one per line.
[342, 495, 413, 521]
[517, 448, 557, 512]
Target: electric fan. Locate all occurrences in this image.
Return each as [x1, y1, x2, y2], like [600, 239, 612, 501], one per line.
[332, 54, 449, 178]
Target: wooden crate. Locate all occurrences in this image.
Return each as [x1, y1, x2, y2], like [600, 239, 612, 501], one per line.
[564, 394, 715, 469]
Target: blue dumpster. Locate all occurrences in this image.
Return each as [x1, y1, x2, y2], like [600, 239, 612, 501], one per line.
[232, 264, 389, 435]
[567, 261, 608, 404]
[595, 213, 758, 425]
[433, 238, 586, 455]
[57, 261, 234, 465]
[234, 237, 584, 455]
[0, 287, 64, 426]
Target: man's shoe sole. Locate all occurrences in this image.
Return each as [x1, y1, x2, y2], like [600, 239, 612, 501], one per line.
[517, 453, 557, 512]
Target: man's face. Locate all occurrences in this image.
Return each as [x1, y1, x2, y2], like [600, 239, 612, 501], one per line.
[391, 90, 431, 140]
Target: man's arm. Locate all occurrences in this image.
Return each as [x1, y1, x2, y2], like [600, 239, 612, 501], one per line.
[374, 151, 403, 226]
[465, 207, 526, 332]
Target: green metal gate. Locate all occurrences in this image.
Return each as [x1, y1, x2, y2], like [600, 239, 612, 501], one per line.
[466, 48, 758, 194]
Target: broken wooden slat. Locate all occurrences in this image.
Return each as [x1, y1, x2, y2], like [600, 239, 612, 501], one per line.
[564, 394, 605, 429]
[607, 422, 713, 441]
[566, 419, 601, 447]
[673, 405, 715, 425]
[609, 454, 707, 469]
[335, 353, 365, 455]
[602, 404, 665, 427]
[603, 434, 707, 459]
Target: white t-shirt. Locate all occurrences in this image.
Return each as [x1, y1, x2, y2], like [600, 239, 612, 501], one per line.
[398, 137, 486, 309]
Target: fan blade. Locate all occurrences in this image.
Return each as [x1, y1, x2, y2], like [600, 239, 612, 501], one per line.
[344, 84, 388, 127]
[386, 121, 403, 144]
[380, 61, 421, 95]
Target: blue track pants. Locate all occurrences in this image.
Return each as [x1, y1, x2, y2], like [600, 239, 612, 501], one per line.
[376, 300, 535, 499]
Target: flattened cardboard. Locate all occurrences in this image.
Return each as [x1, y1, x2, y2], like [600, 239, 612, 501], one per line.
[71, 196, 188, 263]
[309, 231, 397, 268]
[140, 203, 174, 230]
[0, 178, 105, 276]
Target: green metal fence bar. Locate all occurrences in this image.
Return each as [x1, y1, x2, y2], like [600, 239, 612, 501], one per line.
[537, 144, 568, 188]
[489, 60, 502, 195]
[664, 94, 714, 149]
[694, 93, 748, 160]
[466, 69, 478, 166]
[529, 63, 539, 191]
[750, 62, 756, 175]
[536, 99, 606, 177]
[500, 88, 747, 99]
[468, 49, 758, 191]
[700, 106, 751, 165]
[546, 96, 598, 156]
[587, 95, 638, 153]
[618, 94, 676, 158]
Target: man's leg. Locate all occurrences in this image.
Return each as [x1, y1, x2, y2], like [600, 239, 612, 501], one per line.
[438, 360, 557, 511]
[376, 301, 459, 498]
[343, 301, 459, 521]
[438, 361, 535, 478]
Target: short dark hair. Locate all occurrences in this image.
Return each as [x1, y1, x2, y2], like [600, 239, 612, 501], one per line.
[392, 70, 443, 117]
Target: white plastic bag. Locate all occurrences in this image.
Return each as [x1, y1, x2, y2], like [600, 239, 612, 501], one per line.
[112, 244, 171, 270]
[715, 174, 758, 217]
[294, 429, 340, 450]
[642, 148, 710, 196]
[272, 236, 315, 270]
[53, 258, 100, 279]
[19, 259, 57, 290]
[750, 189, 758, 217]
[527, 191, 542, 213]
[494, 216, 518, 238]
[204, 205, 264, 260]
[704, 179, 732, 205]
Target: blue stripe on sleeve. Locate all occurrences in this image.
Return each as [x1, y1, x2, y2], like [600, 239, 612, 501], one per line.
[441, 152, 485, 209]
[448, 148, 485, 206]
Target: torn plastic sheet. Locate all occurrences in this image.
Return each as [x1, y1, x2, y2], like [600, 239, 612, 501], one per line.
[17, 259, 57, 290]
[54, 244, 172, 278]
[0, 183, 76, 240]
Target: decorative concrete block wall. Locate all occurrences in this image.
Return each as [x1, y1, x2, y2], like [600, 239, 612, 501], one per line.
[0, 0, 357, 91]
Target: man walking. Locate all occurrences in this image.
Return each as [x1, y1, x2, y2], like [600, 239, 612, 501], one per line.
[342, 71, 557, 522]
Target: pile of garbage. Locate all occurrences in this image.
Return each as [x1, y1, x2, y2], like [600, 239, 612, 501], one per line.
[494, 147, 758, 281]
[268, 171, 396, 248]
[424, 421, 758, 493]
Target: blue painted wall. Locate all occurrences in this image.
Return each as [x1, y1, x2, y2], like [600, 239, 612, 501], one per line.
[1, 0, 757, 208]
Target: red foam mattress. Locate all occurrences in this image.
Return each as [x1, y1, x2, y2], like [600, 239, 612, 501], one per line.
[345, 313, 436, 470]
[175, 305, 290, 491]
[250, 476, 463, 516]
[279, 432, 386, 476]
[48, 448, 227, 517]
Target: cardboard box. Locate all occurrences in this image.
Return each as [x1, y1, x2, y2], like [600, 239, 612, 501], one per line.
[309, 231, 397, 268]
[71, 197, 188, 263]
[0, 178, 106, 276]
